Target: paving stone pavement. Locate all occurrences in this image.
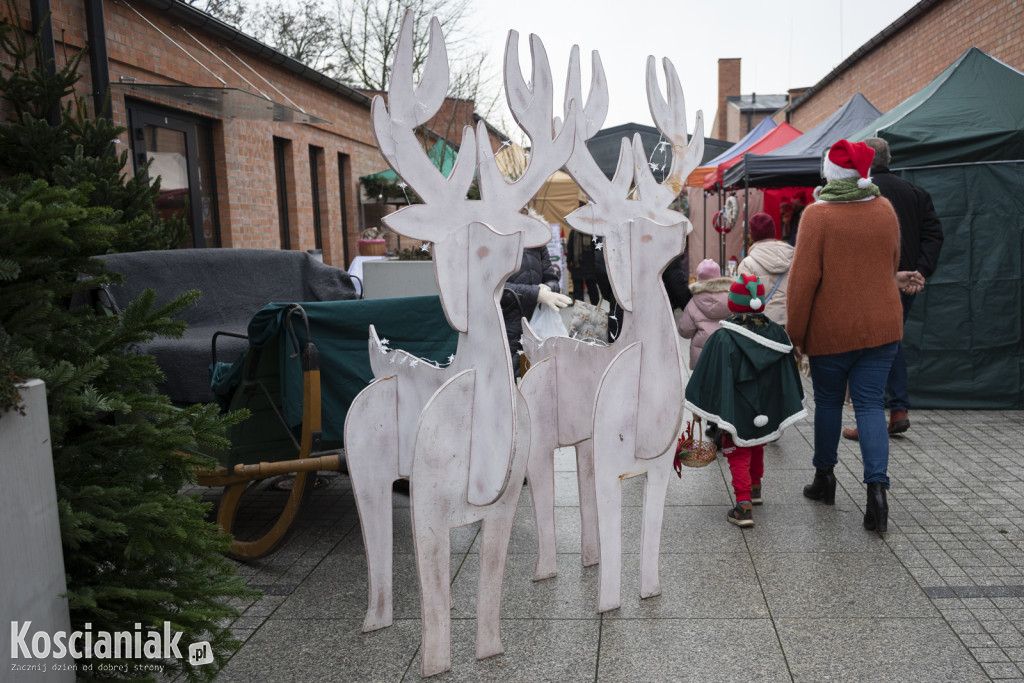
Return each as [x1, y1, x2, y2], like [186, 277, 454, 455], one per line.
[206, 370, 1024, 682]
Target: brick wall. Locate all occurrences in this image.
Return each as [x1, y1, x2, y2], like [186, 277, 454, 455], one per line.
[790, 0, 1024, 130]
[2, 0, 399, 268]
[713, 58, 741, 140]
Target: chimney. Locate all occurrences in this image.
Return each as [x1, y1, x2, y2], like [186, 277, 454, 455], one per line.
[714, 58, 741, 140]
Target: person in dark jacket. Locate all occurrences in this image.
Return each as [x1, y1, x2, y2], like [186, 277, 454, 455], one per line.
[843, 137, 943, 441]
[501, 245, 570, 373]
[662, 242, 692, 312]
[566, 229, 600, 304]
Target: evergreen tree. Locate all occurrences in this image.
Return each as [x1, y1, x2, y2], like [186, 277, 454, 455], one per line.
[0, 5, 255, 681]
[0, 0, 187, 252]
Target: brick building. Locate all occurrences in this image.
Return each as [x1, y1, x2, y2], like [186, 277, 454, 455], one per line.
[2, 0, 496, 268]
[710, 58, 787, 143]
[786, 0, 1024, 130]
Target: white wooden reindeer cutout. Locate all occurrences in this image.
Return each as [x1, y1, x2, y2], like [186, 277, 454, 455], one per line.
[342, 11, 575, 677]
[522, 48, 704, 612]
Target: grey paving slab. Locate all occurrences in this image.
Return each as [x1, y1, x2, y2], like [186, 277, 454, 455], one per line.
[757, 552, 938, 619]
[776, 617, 989, 682]
[213, 398, 1024, 681]
[451, 551, 600, 620]
[596, 618, 791, 682]
[604, 552, 768, 620]
[743, 504, 889, 553]
[272, 551, 465, 621]
[215, 617, 421, 682]
[407, 618, 600, 682]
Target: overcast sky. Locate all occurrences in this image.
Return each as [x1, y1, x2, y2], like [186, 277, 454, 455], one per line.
[468, 0, 922, 138]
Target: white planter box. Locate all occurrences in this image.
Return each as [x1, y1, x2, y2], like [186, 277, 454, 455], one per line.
[2, 380, 74, 679]
[361, 259, 439, 300]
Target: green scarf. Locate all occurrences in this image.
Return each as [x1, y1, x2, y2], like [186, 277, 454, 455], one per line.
[817, 177, 881, 202]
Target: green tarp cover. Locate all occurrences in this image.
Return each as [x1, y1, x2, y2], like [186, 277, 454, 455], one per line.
[211, 296, 459, 440]
[851, 48, 1024, 166]
[900, 163, 1024, 408]
[360, 139, 457, 182]
[849, 48, 1024, 408]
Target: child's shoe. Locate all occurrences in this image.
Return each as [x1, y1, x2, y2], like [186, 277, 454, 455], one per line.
[727, 501, 754, 527]
[751, 483, 763, 506]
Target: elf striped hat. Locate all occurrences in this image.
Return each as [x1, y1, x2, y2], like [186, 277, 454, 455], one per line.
[728, 273, 766, 314]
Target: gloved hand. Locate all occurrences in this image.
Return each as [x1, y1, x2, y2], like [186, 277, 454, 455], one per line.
[537, 284, 572, 311]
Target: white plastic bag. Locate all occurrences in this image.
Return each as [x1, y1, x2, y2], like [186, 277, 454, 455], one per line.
[529, 304, 568, 340]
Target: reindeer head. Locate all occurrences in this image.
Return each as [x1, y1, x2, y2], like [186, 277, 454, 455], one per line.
[370, 11, 575, 332]
[559, 49, 704, 312]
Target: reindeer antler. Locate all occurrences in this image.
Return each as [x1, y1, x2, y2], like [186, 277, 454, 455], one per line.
[475, 31, 577, 214]
[370, 12, 476, 241]
[634, 56, 704, 213]
[561, 46, 634, 233]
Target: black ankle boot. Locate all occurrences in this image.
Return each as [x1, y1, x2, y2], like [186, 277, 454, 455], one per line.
[864, 482, 888, 533]
[803, 467, 836, 505]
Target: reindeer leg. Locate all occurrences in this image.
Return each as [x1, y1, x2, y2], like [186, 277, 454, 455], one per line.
[414, 512, 452, 678]
[575, 438, 600, 568]
[592, 343, 643, 614]
[477, 511, 512, 660]
[521, 357, 559, 580]
[639, 452, 673, 599]
[476, 387, 532, 660]
[411, 370, 476, 678]
[345, 376, 400, 632]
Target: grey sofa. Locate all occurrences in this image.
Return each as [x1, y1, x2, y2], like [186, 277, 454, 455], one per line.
[95, 248, 358, 404]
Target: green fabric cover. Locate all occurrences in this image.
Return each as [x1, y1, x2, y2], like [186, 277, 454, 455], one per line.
[848, 47, 1024, 408]
[684, 315, 807, 446]
[900, 163, 1024, 408]
[212, 296, 458, 441]
[360, 139, 458, 182]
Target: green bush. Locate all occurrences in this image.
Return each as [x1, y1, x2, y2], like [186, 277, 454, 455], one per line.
[0, 4, 255, 680]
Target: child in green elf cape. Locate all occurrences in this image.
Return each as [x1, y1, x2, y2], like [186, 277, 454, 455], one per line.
[684, 273, 808, 527]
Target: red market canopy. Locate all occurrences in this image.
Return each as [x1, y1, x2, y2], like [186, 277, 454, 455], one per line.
[685, 117, 776, 188]
[702, 122, 802, 190]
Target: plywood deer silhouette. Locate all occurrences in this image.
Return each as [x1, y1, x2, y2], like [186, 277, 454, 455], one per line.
[342, 11, 575, 677]
[522, 47, 704, 612]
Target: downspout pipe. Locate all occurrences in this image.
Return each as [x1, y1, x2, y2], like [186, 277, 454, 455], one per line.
[28, 0, 59, 125]
[84, 0, 112, 120]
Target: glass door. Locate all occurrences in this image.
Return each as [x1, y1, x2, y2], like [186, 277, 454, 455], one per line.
[127, 103, 220, 248]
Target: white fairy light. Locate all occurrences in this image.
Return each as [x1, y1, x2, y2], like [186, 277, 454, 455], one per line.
[420, 243, 430, 252]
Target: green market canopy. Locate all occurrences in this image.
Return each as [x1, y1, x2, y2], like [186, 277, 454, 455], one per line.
[849, 47, 1024, 408]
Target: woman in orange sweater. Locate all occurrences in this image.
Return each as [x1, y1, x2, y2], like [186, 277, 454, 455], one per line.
[787, 140, 918, 534]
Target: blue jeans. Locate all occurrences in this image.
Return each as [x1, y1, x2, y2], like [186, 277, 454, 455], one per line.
[809, 342, 899, 487]
[886, 292, 914, 412]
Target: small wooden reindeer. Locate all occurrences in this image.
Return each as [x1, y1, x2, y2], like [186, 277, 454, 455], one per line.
[522, 48, 703, 612]
[343, 11, 575, 677]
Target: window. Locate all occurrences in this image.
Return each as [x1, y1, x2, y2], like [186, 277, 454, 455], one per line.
[274, 137, 291, 249]
[337, 153, 351, 267]
[127, 101, 220, 248]
[309, 145, 325, 251]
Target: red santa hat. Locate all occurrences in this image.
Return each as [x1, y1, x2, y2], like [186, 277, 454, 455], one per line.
[823, 139, 875, 188]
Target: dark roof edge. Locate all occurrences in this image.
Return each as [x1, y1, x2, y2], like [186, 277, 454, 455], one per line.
[133, 0, 371, 108]
[789, 0, 945, 114]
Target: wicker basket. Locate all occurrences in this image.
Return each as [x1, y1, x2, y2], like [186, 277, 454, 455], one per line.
[674, 415, 717, 472]
[357, 238, 387, 256]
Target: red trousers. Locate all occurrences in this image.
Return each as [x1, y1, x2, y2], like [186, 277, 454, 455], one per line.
[722, 434, 764, 503]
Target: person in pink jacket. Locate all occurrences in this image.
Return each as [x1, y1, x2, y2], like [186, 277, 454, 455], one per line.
[678, 259, 734, 370]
